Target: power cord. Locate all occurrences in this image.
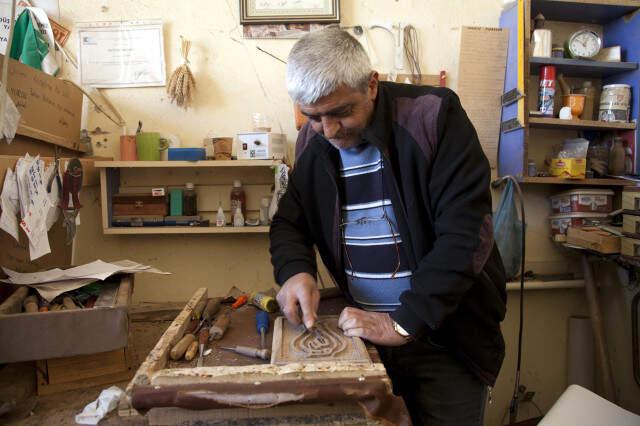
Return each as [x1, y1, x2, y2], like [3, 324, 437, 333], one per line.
[491, 176, 526, 425]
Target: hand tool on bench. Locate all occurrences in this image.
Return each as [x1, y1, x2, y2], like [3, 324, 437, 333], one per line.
[184, 340, 199, 361]
[192, 299, 207, 320]
[231, 294, 248, 309]
[196, 327, 210, 367]
[23, 295, 38, 313]
[256, 310, 269, 349]
[202, 297, 222, 322]
[170, 333, 196, 360]
[208, 312, 231, 341]
[220, 345, 270, 360]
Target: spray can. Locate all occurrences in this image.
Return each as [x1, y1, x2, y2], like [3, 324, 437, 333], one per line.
[538, 65, 556, 116]
[249, 291, 279, 313]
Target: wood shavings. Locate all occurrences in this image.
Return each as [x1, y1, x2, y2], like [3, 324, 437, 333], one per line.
[167, 36, 196, 109]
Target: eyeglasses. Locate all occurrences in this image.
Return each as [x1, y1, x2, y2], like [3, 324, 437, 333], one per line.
[340, 209, 401, 279]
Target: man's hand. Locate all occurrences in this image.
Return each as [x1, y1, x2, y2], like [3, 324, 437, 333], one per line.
[338, 307, 409, 346]
[277, 272, 320, 329]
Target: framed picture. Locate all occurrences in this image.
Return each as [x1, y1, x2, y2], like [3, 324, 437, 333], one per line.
[240, 0, 340, 25]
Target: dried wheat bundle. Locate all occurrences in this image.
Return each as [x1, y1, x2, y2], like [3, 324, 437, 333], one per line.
[167, 36, 196, 109]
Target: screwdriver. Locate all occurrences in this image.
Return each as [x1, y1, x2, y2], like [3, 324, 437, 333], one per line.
[256, 310, 269, 349]
[220, 345, 271, 360]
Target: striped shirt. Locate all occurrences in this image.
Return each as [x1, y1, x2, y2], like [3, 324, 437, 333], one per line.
[338, 143, 412, 312]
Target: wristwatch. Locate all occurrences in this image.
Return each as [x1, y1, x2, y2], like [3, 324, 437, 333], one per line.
[392, 320, 412, 339]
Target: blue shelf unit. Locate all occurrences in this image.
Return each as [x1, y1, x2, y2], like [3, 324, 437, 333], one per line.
[498, 0, 640, 180]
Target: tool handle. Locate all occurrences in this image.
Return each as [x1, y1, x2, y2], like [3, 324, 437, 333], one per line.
[170, 333, 196, 360]
[184, 340, 199, 361]
[62, 296, 78, 310]
[202, 297, 223, 321]
[255, 310, 269, 333]
[185, 318, 199, 335]
[23, 295, 38, 313]
[0, 287, 29, 315]
[231, 294, 248, 309]
[199, 327, 209, 345]
[209, 314, 231, 340]
[235, 345, 271, 360]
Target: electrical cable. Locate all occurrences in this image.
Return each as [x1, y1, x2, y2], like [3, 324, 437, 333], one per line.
[491, 175, 526, 425]
[403, 25, 421, 84]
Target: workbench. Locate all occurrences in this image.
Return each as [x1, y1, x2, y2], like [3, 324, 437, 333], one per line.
[119, 287, 411, 425]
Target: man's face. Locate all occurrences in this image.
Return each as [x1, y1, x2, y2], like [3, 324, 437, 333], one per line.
[298, 73, 378, 150]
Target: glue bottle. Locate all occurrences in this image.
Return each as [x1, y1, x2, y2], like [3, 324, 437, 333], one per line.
[216, 202, 226, 227]
[230, 180, 246, 219]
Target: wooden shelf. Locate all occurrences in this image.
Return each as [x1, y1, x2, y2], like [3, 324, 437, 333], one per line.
[103, 226, 271, 235]
[530, 56, 638, 78]
[522, 176, 631, 186]
[94, 160, 281, 168]
[532, 0, 639, 24]
[528, 117, 637, 131]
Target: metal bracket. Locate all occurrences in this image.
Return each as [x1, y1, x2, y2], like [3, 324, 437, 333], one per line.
[501, 117, 524, 133]
[501, 88, 524, 106]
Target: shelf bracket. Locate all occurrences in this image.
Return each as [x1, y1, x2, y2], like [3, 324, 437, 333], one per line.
[501, 117, 524, 133]
[501, 88, 524, 106]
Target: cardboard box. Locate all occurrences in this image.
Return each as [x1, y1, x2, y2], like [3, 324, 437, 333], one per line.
[0, 275, 132, 364]
[622, 236, 640, 258]
[567, 227, 620, 254]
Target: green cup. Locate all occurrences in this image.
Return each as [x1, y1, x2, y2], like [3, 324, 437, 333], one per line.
[136, 132, 168, 161]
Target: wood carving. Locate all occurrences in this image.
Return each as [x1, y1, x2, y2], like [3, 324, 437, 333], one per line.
[271, 316, 371, 365]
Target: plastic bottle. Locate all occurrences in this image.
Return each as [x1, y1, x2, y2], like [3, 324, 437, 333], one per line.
[609, 137, 626, 176]
[183, 182, 197, 216]
[259, 196, 271, 225]
[216, 202, 226, 227]
[230, 180, 246, 219]
[233, 201, 245, 227]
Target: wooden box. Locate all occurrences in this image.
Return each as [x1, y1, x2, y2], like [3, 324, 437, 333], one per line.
[36, 348, 132, 395]
[623, 213, 640, 237]
[623, 187, 640, 212]
[567, 227, 620, 254]
[0, 275, 132, 363]
[113, 193, 168, 216]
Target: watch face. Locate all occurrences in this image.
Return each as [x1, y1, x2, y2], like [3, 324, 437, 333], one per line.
[569, 30, 602, 58]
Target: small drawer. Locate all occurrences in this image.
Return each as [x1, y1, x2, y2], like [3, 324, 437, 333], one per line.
[621, 236, 640, 258]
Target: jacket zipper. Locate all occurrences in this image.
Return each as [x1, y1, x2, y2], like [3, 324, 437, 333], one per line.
[319, 150, 341, 269]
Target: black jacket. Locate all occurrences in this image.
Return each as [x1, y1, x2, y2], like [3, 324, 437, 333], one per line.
[270, 82, 507, 385]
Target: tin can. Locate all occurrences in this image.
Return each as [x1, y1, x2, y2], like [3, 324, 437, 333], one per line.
[599, 84, 631, 123]
[539, 65, 556, 116]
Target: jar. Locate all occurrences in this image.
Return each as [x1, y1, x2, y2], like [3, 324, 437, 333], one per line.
[609, 137, 626, 176]
[599, 84, 631, 123]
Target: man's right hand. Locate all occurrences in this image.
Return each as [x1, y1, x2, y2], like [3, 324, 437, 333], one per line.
[276, 272, 319, 329]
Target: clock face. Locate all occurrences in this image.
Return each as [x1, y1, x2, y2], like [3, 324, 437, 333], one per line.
[569, 30, 602, 59]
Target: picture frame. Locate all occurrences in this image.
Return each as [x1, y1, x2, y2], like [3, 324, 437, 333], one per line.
[240, 0, 340, 25]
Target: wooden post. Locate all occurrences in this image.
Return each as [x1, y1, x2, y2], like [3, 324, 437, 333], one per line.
[581, 254, 617, 402]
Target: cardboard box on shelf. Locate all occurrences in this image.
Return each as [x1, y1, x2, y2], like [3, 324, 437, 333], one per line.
[567, 227, 620, 254]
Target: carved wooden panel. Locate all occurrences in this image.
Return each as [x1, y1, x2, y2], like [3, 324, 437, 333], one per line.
[271, 316, 371, 365]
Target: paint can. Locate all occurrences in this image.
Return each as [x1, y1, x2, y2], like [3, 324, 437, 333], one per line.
[538, 65, 556, 116]
[599, 84, 631, 123]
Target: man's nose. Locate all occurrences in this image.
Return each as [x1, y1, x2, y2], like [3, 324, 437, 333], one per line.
[321, 116, 340, 139]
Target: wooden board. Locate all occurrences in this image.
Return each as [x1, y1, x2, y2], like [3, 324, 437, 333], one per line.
[36, 348, 132, 396]
[270, 316, 371, 365]
[0, 54, 84, 152]
[458, 27, 509, 168]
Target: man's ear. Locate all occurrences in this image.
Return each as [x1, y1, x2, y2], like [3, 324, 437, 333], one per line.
[368, 71, 379, 100]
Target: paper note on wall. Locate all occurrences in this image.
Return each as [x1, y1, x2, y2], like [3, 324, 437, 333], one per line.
[458, 27, 509, 169]
[0, 167, 19, 240]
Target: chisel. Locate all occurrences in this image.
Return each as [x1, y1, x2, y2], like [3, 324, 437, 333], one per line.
[208, 313, 231, 341]
[255, 310, 269, 349]
[202, 297, 223, 322]
[170, 333, 196, 360]
[197, 327, 209, 367]
[220, 345, 271, 360]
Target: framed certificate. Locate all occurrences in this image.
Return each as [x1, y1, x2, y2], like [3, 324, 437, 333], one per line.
[78, 21, 166, 88]
[240, 0, 340, 24]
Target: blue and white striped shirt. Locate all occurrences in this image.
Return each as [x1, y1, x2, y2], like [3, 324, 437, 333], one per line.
[338, 143, 412, 312]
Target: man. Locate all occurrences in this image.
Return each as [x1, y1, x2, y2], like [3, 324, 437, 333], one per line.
[270, 27, 506, 426]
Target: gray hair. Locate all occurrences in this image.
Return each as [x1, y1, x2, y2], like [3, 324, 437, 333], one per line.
[286, 27, 372, 105]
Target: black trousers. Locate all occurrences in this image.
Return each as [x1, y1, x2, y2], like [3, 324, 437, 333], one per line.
[377, 338, 487, 426]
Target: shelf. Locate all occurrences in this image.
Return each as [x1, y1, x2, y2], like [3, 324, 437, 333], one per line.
[530, 57, 638, 78]
[522, 176, 631, 186]
[103, 226, 271, 235]
[506, 279, 585, 291]
[528, 117, 637, 131]
[532, 0, 639, 24]
[95, 160, 281, 168]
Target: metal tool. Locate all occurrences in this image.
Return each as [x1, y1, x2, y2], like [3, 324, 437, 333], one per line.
[256, 310, 269, 349]
[304, 324, 325, 343]
[60, 158, 83, 245]
[202, 297, 222, 321]
[220, 345, 270, 360]
[197, 327, 209, 367]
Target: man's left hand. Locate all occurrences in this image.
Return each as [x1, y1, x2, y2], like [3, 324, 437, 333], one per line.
[338, 307, 410, 346]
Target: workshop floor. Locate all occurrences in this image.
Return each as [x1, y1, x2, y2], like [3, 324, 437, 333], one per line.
[1, 317, 172, 425]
